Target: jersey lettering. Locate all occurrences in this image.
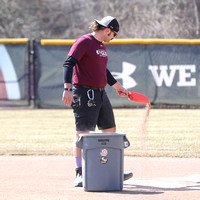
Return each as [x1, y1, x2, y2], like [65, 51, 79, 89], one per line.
[96, 49, 107, 57]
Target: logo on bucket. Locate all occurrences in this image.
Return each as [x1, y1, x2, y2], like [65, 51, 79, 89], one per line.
[100, 149, 108, 157]
[100, 156, 108, 164]
[100, 149, 108, 164]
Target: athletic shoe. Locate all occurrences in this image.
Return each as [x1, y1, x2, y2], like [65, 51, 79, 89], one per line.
[124, 171, 133, 181]
[74, 168, 132, 186]
[74, 167, 82, 187]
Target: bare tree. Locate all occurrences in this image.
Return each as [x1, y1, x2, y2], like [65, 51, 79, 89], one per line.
[0, 0, 199, 39]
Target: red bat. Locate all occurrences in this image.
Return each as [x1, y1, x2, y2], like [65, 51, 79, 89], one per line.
[118, 91, 150, 104]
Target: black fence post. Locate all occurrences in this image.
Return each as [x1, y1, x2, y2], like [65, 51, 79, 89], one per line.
[29, 39, 37, 108]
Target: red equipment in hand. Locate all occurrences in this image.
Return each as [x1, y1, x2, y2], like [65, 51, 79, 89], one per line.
[118, 91, 150, 104]
[128, 92, 150, 104]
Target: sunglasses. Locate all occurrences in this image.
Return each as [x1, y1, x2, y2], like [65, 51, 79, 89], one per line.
[112, 31, 117, 37]
[109, 29, 117, 37]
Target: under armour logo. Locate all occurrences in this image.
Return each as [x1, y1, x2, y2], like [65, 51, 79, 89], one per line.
[112, 61, 137, 89]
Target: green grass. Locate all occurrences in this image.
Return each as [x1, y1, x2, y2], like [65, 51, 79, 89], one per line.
[0, 109, 200, 157]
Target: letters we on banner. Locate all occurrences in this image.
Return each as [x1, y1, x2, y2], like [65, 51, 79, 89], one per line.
[149, 65, 196, 87]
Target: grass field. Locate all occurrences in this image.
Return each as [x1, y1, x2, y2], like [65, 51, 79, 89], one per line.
[0, 108, 200, 158]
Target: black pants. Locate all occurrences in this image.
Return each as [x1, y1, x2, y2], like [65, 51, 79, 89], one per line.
[71, 85, 116, 131]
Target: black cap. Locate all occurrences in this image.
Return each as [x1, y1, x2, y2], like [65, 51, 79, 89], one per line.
[95, 16, 119, 32]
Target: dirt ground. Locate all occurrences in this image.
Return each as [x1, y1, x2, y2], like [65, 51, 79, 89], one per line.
[0, 156, 199, 200]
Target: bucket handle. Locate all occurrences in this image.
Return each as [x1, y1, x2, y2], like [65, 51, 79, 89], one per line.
[123, 135, 130, 148]
[76, 135, 83, 149]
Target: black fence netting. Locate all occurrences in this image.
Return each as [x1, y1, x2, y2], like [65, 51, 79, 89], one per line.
[37, 42, 200, 108]
[0, 39, 200, 108]
[0, 40, 33, 107]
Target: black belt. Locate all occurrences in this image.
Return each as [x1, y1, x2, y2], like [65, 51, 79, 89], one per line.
[74, 85, 105, 91]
